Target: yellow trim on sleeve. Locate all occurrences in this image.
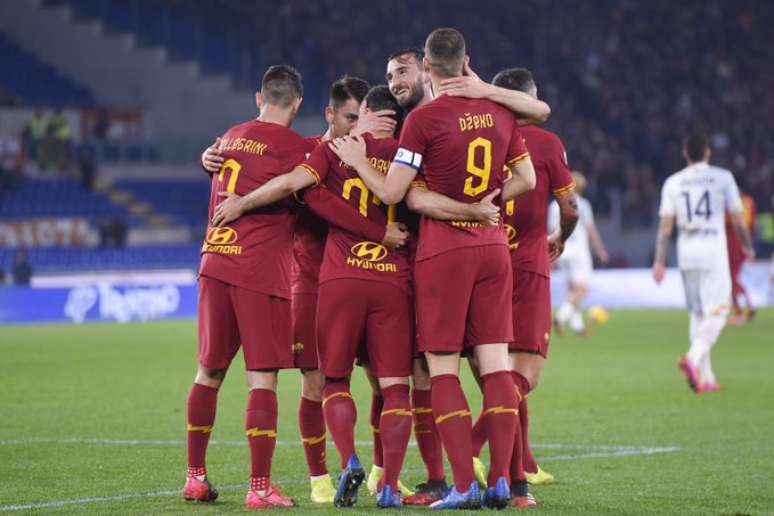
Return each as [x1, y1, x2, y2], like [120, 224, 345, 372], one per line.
[553, 181, 576, 196]
[507, 152, 531, 165]
[299, 163, 321, 185]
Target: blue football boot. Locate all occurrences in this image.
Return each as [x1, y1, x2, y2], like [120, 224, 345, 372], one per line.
[377, 484, 402, 508]
[334, 454, 365, 507]
[430, 480, 481, 510]
[482, 476, 511, 509]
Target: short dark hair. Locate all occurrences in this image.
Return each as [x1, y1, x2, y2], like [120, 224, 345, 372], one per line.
[364, 85, 404, 128]
[329, 76, 370, 110]
[492, 68, 535, 93]
[261, 65, 303, 108]
[424, 28, 465, 78]
[387, 47, 424, 67]
[683, 132, 709, 162]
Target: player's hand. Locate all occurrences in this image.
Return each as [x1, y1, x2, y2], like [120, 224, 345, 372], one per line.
[472, 188, 501, 226]
[212, 191, 244, 227]
[652, 262, 666, 284]
[201, 137, 224, 174]
[382, 222, 409, 249]
[352, 109, 397, 136]
[547, 232, 565, 261]
[438, 73, 490, 99]
[329, 135, 367, 168]
[462, 61, 482, 81]
[598, 249, 610, 265]
[743, 246, 756, 261]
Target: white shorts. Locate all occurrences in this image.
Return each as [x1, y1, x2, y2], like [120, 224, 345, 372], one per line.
[681, 268, 731, 318]
[558, 252, 592, 286]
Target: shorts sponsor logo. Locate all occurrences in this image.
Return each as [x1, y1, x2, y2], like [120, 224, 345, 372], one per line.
[203, 226, 242, 255]
[347, 242, 397, 272]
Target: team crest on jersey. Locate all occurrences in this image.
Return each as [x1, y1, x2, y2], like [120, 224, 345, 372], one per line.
[203, 226, 242, 255]
[347, 242, 397, 272]
[505, 224, 519, 249]
[292, 341, 304, 354]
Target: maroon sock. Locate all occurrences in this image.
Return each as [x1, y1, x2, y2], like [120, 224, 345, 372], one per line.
[379, 384, 412, 490]
[471, 410, 487, 458]
[299, 397, 328, 477]
[370, 394, 384, 468]
[246, 389, 278, 489]
[187, 383, 218, 476]
[481, 371, 518, 487]
[520, 396, 538, 474]
[323, 380, 356, 469]
[512, 372, 536, 474]
[431, 374, 474, 492]
[411, 388, 445, 482]
[509, 372, 530, 483]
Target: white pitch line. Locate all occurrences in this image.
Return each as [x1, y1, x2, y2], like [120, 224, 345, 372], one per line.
[0, 446, 681, 512]
[540, 446, 680, 462]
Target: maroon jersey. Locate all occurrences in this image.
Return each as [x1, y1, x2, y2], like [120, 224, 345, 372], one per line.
[504, 125, 575, 277]
[396, 95, 529, 261]
[200, 119, 313, 298]
[292, 135, 327, 295]
[300, 133, 411, 294]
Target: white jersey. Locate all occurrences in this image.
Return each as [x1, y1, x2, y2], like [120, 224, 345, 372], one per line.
[548, 195, 594, 261]
[658, 162, 743, 271]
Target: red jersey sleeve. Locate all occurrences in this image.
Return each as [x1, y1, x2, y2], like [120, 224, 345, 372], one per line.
[303, 186, 387, 243]
[547, 136, 575, 196]
[299, 143, 331, 185]
[394, 113, 427, 171]
[505, 126, 530, 166]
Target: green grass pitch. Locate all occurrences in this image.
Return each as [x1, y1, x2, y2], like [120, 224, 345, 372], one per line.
[1, 309, 773, 514]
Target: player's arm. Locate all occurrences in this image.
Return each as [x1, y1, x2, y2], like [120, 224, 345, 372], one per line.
[329, 135, 415, 205]
[502, 157, 537, 201]
[437, 64, 550, 125]
[201, 137, 224, 174]
[547, 190, 579, 261]
[652, 215, 675, 284]
[405, 183, 500, 225]
[301, 187, 408, 248]
[725, 175, 755, 260]
[729, 210, 755, 260]
[211, 166, 317, 227]
[588, 218, 609, 264]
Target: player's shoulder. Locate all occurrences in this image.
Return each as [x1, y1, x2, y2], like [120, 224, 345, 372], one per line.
[522, 125, 563, 149]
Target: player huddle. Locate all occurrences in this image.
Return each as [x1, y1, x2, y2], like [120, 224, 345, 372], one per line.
[183, 27, 582, 510]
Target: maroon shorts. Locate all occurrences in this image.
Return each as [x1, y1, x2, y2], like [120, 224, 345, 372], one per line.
[198, 276, 293, 371]
[415, 245, 513, 353]
[509, 269, 552, 358]
[292, 292, 320, 370]
[317, 279, 413, 379]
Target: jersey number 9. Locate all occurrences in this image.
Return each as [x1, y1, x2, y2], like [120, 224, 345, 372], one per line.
[463, 137, 492, 197]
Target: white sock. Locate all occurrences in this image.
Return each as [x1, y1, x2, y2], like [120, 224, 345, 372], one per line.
[687, 312, 706, 364]
[556, 302, 574, 324]
[696, 315, 726, 383]
[570, 310, 585, 332]
[699, 353, 716, 383]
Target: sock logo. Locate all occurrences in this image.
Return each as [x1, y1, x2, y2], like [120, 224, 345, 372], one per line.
[245, 427, 277, 438]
